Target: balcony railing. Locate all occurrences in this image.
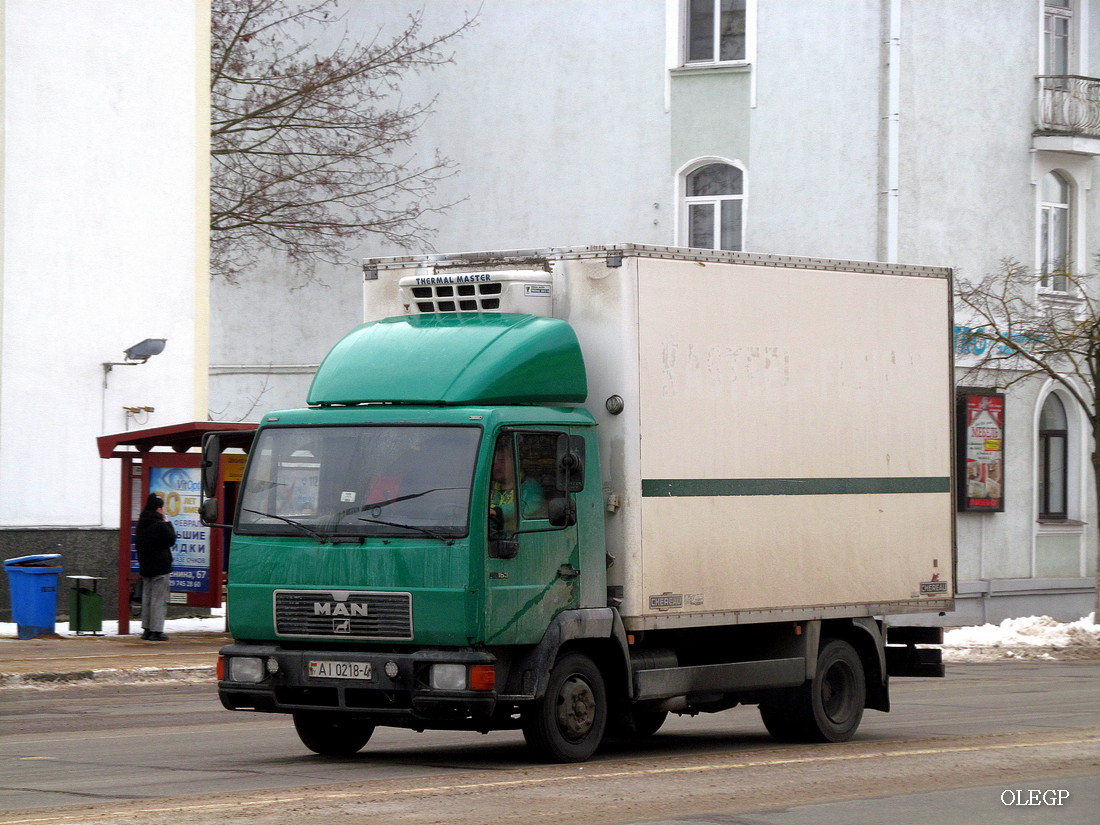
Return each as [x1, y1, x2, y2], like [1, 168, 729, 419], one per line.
[1036, 75, 1100, 137]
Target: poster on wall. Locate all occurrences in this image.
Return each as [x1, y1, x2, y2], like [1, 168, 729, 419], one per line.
[958, 391, 1005, 512]
[132, 467, 212, 594]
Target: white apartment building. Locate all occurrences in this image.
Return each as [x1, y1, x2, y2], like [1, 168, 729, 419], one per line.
[0, 0, 1076, 625]
[211, 1, 1098, 624]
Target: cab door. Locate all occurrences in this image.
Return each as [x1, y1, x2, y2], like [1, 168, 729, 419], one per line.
[485, 428, 582, 645]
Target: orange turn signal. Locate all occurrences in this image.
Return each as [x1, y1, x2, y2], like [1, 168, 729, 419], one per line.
[469, 664, 496, 691]
[216, 656, 226, 681]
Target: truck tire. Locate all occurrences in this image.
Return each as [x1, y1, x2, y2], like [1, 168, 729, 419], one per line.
[292, 712, 375, 756]
[522, 652, 607, 762]
[759, 638, 865, 743]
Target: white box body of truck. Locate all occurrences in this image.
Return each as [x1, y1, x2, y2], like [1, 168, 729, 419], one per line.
[362, 244, 956, 631]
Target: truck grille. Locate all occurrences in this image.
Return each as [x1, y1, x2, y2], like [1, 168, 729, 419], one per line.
[409, 282, 502, 312]
[274, 590, 413, 640]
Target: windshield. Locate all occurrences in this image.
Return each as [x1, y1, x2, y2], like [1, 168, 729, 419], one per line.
[237, 425, 480, 540]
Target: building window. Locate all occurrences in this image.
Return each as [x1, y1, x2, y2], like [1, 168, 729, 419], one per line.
[1044, 1, 1073, 76]
[1038, 393, 1068, 519]
[1040, 171, 1071, 291]
[684, 162, 744, 251]
[685, 0, 746, 64]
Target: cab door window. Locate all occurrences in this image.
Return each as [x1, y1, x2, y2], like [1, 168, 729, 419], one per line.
[516, 433, 558, 521]
[488, 431, 565, 538]
[488, 434, 519, 538]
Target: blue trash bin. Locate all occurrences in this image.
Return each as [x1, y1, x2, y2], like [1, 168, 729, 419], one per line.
[5, 554, 62, 640]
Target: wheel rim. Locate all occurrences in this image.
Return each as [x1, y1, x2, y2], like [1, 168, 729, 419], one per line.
[555, 673, 596, 742]
[820, 659, 857, 723]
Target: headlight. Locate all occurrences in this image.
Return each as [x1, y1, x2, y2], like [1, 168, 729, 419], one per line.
[429, 663, 467, 690]
[227, 656, 266, 683]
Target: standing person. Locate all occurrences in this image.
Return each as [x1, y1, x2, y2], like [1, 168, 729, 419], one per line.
[135, 493, 176, 641]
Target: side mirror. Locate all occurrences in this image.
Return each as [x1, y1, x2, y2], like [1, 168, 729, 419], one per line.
[200, 433, 222, 499]
[199, 498, 220, 527]
[489, 538, 519, 559]
[547, 496, 577, 528]
[555, 434, 586, 493]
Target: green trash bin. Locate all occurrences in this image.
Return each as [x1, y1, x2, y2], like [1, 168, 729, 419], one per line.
[66, 576, 104, 635]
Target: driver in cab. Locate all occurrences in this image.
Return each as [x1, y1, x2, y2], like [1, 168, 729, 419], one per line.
[489, 437, 547, 537]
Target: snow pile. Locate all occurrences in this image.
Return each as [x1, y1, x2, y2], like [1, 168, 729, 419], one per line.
[942, 613, 1099, 661]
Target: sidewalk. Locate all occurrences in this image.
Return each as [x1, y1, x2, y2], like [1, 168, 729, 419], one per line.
[2, 614, 1097, 687]
[0, 630, 229, 686]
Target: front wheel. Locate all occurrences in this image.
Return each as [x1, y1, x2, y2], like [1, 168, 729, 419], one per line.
[760, 638, 866, 743]
[292, 712, 375, 756]
[522, 652, 607, 762]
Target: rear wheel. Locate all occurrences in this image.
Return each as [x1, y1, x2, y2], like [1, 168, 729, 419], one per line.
[292, 712, 375, 756]
[522, 652, 607, 762]
[759, 638, 866, 743]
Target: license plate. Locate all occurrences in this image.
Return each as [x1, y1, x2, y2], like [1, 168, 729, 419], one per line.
[308, 660, 373, 680]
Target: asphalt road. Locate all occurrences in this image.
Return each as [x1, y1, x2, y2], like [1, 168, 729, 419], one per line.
[1, 661, 1097, 825]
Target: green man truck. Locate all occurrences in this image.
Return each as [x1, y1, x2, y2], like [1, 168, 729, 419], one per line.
[204, 244, 954, 762]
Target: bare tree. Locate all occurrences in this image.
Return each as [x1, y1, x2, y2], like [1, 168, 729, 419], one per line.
[956, 259, 1099, 616]
[210, 0, 475, 283]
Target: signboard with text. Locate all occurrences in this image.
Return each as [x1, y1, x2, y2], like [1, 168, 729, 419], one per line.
[131, 466, 212, 594]
[958, 391, 1005, 512]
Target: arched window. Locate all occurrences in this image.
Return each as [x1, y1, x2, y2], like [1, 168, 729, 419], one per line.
[1040, 171, 1071, 291]
[684, 162, 744, 251]
[1038, 393, 1068, 519]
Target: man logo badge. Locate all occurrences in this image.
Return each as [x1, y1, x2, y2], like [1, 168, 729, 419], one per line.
[333, 619, 351, 633]
[313, 600, 369, 616]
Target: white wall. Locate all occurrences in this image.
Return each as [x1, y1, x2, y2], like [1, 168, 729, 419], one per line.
[1, 0, 209, 528]
[898, 0, 1037, 278]
[749, 0, 883, 261]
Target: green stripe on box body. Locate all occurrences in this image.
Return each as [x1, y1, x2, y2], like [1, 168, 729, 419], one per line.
[641, 477, 951, 497]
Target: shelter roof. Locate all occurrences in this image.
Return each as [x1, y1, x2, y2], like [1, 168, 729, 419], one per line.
[97, 421, 256, 459]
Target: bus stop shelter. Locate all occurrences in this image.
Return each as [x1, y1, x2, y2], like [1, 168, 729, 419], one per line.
[97, 422, 255, 634]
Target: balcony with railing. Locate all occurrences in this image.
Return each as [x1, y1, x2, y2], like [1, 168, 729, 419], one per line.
[1034, 75, 1100, 153]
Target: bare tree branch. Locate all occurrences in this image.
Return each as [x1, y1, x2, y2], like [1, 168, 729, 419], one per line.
[210, 0, 476, 283]
[955, 259, 1100, 615]
[956, 260, 1097, 417]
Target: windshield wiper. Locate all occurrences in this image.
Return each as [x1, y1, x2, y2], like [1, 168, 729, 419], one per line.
[357, 517, 455, 545]
[339, 487, 468, 519]
[242, 508, 328, 544]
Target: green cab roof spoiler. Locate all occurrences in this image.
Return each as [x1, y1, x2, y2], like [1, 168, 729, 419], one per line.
[307, 313, 588, 406]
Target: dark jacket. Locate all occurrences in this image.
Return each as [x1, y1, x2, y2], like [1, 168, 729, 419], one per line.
[135, 510, 176, 577]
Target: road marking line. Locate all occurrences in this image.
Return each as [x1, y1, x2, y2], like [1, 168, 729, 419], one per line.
[1, 734, 1095, 825]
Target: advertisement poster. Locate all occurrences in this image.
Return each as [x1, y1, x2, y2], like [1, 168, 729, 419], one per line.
[959, 392, 1005, 512]
[130, 466, 212, 593]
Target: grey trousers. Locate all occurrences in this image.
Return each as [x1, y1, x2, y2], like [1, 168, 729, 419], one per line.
[141, 574, 170, 633]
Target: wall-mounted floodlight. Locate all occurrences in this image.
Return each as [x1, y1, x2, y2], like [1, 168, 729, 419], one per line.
[123, 338, 166, 362]
[102, 338, 167, 387]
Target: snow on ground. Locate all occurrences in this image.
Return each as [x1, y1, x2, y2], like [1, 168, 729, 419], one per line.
[0, 605, 226, 638]
[940, 613, 1099, 661]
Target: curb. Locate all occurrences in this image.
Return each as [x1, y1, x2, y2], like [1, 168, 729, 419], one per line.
[0, 665, 216, 688]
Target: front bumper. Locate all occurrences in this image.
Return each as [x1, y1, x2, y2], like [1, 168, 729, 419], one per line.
[218, 643, 501, 728]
